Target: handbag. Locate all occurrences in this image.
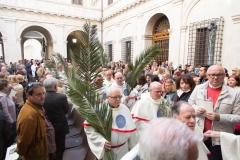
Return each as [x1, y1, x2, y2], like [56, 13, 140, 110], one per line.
[42, 108, 56, 154]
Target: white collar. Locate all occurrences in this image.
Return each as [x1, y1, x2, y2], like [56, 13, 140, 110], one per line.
[209, 83, 222, 89]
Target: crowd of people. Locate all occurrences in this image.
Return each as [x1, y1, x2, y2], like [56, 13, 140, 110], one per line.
[1, 58, 240, 160]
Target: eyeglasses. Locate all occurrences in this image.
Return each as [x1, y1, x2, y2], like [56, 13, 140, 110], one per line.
[116, 77, 123, 80]
[109, 96, 122, 99]
[208, 74, 224, 78]
[152, 90, 163, 94]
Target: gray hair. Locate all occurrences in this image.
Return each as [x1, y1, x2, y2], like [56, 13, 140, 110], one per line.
[106, 87, 121, 97]
[172, 101, 190, 116]
[43, 77, 57, 92]
[139, 118, 198, 160]
[148, 81, 161, 90]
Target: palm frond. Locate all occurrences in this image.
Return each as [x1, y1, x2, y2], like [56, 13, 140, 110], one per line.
[125, 44, 161, 92]
[53, 22, 114, 160]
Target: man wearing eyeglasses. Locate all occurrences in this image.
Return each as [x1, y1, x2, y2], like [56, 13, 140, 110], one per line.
[189, 65, 240, 160]
[84, 87, 137, 160]
[131, 82, 165, 138]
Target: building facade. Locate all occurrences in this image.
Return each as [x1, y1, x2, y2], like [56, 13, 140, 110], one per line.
[0, 0, 240, 70]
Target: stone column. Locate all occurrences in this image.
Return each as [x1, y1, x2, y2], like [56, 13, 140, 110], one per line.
[114, 23, 120, 61]
[179, 26, 188, 65]
[4, 19, 19, 63]
[53, 24, 66, 58]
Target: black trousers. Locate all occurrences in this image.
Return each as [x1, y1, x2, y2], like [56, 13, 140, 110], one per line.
[55, 134, 66, 160]
[234, 130, 240, 135]
[204, 138, 223, 160]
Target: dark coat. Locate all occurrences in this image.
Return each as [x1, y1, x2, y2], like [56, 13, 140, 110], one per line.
[43, 92, 69, 136]
[172, 91, 193, 103]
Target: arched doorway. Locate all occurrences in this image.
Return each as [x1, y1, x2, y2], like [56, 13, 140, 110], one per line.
[20, 26, 53, 60]
[24, 39, 42, 60]
[152, 16, 170, 65]
[66, 30, 82, 60]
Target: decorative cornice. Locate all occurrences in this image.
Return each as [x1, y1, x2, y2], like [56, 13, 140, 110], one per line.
[0, 4, 101, 22]
[232, 14, 240, 24]
[4, 18, 16, 23]
[103, 0, 148, 21]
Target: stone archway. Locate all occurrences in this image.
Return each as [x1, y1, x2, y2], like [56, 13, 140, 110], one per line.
[152, 15, 170, 65]
[66, 30, 82, 60]
[20, 26, 53, 60]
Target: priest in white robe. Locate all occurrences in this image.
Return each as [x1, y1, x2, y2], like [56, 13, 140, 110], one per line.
[84, 87, 138, 160]
[107, 72, 130, 105]
[103, 70, 115, 90]
[131, 82, 164, 138]
[204, 130, 240, 160]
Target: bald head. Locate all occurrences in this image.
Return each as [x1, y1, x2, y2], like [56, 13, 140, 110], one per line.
[207, 65, 225, 87]
[149, 82, 162, 100]
[207, 65, 225, 74]
[115, 72, 123, 86]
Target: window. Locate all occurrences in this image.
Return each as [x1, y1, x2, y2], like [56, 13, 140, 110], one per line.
[187, 17, 224, 66]
[126, 41, 131, 64]
[121, 37, 133, 63]
[108, 44, 113, 61]
[72, 0, 82, 5]
[152, 16, 170, 65]
[108, 0, 113, 5]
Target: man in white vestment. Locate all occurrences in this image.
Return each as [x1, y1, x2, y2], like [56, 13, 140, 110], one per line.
[103, 70, 115, 90]
[131, 82, 164, 138]
[204, 130, 240, 160]
[84, 87, 138, 160]
[172, 101, 210, 160]
[107, 72, 130, 105]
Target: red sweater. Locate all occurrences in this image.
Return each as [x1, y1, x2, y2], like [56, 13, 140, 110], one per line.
[204, 86, 222, 132]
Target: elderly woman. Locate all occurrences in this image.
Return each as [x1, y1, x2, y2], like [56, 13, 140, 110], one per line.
[8, 75, 24, 107]
[162, 79, 176, 100]
[227, 75, 240, 91]
[0, 78, 16, 124]
[172, 74, 195, 103]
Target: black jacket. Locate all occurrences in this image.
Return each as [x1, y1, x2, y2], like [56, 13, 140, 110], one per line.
[43, 92, 69, 136]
